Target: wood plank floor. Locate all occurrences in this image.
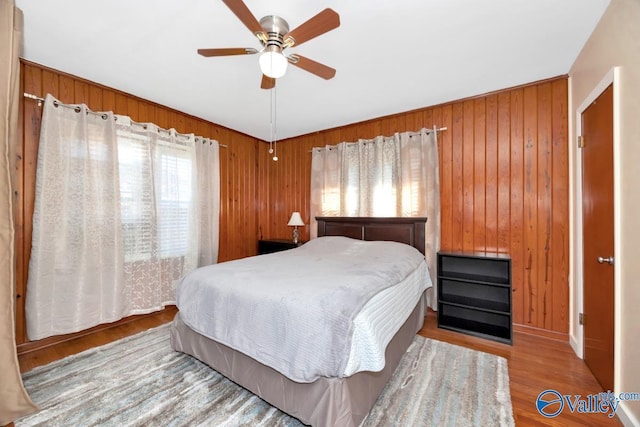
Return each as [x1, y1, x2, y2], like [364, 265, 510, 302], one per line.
[16, 308, 621, 426]
[418, 314, 621, 426]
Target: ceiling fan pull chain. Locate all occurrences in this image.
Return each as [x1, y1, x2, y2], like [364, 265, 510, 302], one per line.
[272, 86, 278, 161]
[269, 87, 274, 154]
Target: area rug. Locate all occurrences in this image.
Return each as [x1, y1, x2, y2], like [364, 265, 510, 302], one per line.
[16, 324, 514, 426]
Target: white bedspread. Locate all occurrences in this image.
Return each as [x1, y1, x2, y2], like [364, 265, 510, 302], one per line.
[344, 261, 429, 376]
[176, 236, 431, 383]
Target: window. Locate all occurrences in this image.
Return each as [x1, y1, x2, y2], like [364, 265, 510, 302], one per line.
[117, 128, 194, 262]
[27, 97, 219, 339]
[156, 151, 193, 258]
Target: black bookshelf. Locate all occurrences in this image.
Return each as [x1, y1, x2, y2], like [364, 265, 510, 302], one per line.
[437, 251, 512, 344]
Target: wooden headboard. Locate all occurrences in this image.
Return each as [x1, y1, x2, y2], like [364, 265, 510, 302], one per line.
[316, 217, 427, 255]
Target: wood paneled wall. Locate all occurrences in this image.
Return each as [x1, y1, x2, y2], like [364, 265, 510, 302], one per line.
[15, 61, 569, 343]
[15, 61, 260, 347]
[257, 77, 569, 337]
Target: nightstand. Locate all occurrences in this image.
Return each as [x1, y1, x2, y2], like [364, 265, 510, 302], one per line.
[258, 239, 306, 255]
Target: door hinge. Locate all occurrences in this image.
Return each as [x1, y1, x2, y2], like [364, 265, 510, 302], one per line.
[578, 135, 585, 148]
[579, 313, 584, 325]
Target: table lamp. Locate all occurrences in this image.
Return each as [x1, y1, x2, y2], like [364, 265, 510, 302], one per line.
[287, 212, 304, 244]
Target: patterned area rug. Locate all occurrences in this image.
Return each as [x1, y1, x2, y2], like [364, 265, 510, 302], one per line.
[16, 324, 514, 426]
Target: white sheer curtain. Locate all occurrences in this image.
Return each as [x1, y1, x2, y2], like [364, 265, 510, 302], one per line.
[26, 96, 125, 340]
[115, 116, 199, 315]
[310, 128, 440, 307]
[195, 138, 220, 267]
[26, 95, 220, 340]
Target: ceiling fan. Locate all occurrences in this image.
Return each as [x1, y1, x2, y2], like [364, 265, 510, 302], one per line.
[198, 0, 340, 89]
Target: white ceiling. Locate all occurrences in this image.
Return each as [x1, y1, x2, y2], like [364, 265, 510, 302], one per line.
[16, 0, 610, 141]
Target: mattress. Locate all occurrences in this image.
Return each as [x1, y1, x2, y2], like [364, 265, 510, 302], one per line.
[170, 295, 427, 427]
[175, 236, 432, 382]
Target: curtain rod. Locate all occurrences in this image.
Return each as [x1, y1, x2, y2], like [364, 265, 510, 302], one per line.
[307, 127, 448, 153]
[411, 127, 447, 135]
[23, 92, 227, 148]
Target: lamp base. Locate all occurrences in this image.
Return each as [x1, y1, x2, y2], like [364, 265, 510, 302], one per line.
[292, 227, 299, 244]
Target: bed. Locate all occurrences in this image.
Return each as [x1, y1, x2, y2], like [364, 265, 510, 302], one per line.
[170, 217, 429, 427]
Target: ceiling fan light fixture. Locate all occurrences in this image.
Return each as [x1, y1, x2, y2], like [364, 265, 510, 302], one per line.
[259, 45, 288, 79]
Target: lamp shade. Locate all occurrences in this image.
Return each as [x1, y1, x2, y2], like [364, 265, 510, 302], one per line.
[259, 46, 288, 79]
[287, 212, 304, 226]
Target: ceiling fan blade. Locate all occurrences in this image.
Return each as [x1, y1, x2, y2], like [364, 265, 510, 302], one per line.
[197, 48, 258, 57]
[283, 8, 340, 47]
[288, 54, 336, 80]
[222, 0, 266, 39]
[261, 74, 276, 90]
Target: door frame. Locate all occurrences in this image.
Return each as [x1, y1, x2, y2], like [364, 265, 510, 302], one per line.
[571, 67, 621, 389]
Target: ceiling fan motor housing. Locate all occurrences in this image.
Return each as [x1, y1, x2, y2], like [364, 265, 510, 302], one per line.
[259, 15, 290, 50]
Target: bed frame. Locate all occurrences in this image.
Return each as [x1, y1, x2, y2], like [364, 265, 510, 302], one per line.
[316, 216, 427, 255]
[170, 217, 428, 427]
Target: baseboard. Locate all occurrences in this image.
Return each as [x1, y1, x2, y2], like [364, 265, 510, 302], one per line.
[17, 305, 177, 355]
[617, 401, 640, 427]
[569, 334, 583, 358]
[513, 323, 569, 341]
